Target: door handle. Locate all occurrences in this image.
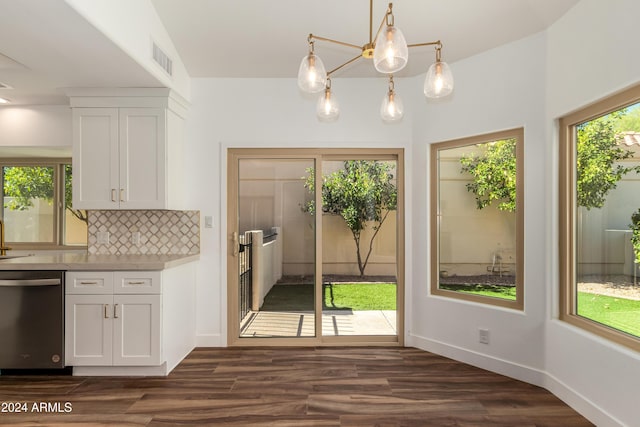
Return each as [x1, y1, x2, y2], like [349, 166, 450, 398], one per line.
[114, 304, 119, 319]
[111, 189, 117, 202]
[232, 231, 239, 257]
[120, 189, 125, 202]
[104, 304, 110, 319]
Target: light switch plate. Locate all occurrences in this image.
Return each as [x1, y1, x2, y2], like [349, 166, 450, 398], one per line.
[204, 215, 213, 228]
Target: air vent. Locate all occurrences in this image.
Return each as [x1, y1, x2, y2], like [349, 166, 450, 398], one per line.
[152, 42, 173, 77]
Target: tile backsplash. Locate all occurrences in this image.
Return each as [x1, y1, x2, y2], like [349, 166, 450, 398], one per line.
[88, 210, 200, 255]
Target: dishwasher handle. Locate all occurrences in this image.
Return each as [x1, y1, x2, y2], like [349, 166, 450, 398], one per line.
[0, 278, 61, 287]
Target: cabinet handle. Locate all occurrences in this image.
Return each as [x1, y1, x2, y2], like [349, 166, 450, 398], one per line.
[126, 281, 146, 285]
[104, 304, 110, 319]
[120, 189, 125, 202]
[111, 189, 117, 202]
[114, 304, 119, 319]
[80, 281, 98, 285]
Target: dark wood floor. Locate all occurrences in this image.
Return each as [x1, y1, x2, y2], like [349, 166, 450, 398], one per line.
[0, 347, 593, 426]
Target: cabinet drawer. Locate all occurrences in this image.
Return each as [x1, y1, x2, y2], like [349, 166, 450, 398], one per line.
[66, 272, 114, 294]
[114, 271, 161, 294]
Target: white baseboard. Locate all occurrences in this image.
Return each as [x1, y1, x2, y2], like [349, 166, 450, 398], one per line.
[408, 333, 546, 386]
[544, 373, 624, 427]
[72, 363, 168, 377]
[409, 333, 623, 427]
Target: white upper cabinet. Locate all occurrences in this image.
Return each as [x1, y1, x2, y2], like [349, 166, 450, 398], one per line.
[70, 89, 187, 210]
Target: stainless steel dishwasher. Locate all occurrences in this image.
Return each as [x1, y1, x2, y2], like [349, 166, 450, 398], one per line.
[0, 270, 65, 370]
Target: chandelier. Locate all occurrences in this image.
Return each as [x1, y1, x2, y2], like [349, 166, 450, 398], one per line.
[297, 0, 454, 123]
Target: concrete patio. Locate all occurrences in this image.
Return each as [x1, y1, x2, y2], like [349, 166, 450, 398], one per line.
[240, 310, 397, 337]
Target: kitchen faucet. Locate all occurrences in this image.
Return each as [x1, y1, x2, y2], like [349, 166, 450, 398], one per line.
[0, 219, 11, 256]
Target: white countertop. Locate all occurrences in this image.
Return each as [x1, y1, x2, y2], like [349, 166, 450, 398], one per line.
[0, 253, 199, 271]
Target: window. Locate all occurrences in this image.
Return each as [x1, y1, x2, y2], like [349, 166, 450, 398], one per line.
[560, 84, 640, 351]
[430, 128, 524, 309]
[0, 159, 87, 248]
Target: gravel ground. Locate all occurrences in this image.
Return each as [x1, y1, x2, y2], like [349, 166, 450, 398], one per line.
[439, 274, 516, 286]
[578, 275, 640, 301]
[277, 275, 397, 284]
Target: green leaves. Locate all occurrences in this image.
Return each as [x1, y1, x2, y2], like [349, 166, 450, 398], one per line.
[3, 166, 55, 210]
[460, 108, 639, 213]
[631, 209, 640, 265]
[3, 165, 87, 223]
[302, 160, 398, 275]
[315, 160, 397, 232]
[459, 139, 517, 212]
[576, 111, 639, 210]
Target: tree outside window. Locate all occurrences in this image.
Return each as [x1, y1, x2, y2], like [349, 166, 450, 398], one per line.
[2, 162, 87, 246]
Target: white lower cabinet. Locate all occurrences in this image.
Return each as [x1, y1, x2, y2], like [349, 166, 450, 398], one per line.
[65, 294, 113, 366]
[65, 293, 161, 366]
[65, 271, 161, 367]
[64, 263, 196, 376]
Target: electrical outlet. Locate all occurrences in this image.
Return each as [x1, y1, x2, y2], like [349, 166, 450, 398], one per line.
[479, 328, 490, 344]
[97, 231, 110, 245]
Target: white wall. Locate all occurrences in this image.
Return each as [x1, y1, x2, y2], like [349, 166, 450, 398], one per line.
[0, 106, 71, 148]
[545, 1, 640, 426]
[407, 1, 640, 426]
[409, 32, 548, 380]
[183, 77, 413, 345]
[64, 0, 190, 101]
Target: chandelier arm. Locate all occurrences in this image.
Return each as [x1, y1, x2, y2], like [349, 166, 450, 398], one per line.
[369, 0, 373, 43]
[407, 40, 442, 49]
[326, 54, 363, 77]
[309, 34, 362, 51]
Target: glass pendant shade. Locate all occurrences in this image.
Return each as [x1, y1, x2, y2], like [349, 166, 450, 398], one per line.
[317, 88, 339, 122]
[373, 26, 408, 74]
[298, 53, 327, 93]
[424, 60, 454, 98]
[380, 90, 404, 122]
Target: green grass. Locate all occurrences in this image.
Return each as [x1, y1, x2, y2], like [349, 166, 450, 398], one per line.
[577, 292, 640, 337]
[260, 283, 396, 311]
[439, 284, 640, 337]
[324, 283, 396, 310]
[439, 284, 517, 300]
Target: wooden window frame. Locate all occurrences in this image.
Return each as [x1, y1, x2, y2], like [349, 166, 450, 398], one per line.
[559, 84, 640, 352]
[430, 128, 525, 310]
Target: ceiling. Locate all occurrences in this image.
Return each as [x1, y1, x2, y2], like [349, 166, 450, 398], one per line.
[0, 0, 579, 106]
[151, 0, 580, 78]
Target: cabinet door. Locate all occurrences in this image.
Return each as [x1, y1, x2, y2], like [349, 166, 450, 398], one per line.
[65, 295, 113, 366]
[112, 294, 161, 366]
[119, 108, 166, 209]
[72, 108, 120, 209]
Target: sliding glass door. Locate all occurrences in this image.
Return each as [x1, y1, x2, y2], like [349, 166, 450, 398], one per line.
[227, 149, 403, 346]
[321, 158, 399, 341]
[236, 158, 316, 338]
